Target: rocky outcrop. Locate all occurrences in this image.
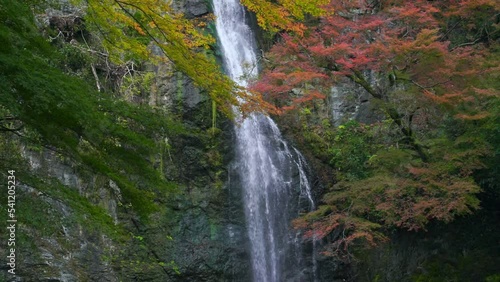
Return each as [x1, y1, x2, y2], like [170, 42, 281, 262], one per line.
[329, 77, 383, 126]
[327, 70, 388, 126]
[183, 0, 210, 18]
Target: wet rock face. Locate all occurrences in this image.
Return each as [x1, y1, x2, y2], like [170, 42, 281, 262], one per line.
[7, 180, 120, 282]
[157, 118, 252, 281]
[184, 0, 210, 18]
[151, 70, 206, 114]
[170, 0, 209, 18]
[163, 197, 252, 281]
[328, 73, 385, 126]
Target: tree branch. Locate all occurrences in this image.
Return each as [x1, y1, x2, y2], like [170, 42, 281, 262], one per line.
[91, 63, 101, 92]
[343, 70, 429, 162]
[347, 70, 383, 99]
[451, 38, 481, 50]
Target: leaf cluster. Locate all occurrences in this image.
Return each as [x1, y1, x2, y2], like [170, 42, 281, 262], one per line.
[294, 119, 489, 259]
[241, 0, 332, 34]
[82, 0, 274, 117]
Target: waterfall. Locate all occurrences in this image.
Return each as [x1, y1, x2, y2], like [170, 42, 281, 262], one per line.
[212, 0, 316, 281]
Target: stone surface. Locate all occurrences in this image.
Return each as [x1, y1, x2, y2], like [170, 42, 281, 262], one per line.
[183, 0, 209, 18]
[328, 74, 385, 126]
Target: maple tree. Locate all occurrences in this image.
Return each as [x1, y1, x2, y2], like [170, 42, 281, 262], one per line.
[82, 0, 277, 117]
[252, 0, 500, 258]
[241, 0, 332, 34]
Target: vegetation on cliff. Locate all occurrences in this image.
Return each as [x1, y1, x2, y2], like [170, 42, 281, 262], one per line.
[1, 0, 238, 280]
[247, 0, 500, 276]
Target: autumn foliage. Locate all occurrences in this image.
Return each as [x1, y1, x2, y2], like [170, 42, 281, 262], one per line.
[253, 0, 498, 109]
[241, 0, 332, 34]
[83, 0, 281, 118]
[252, 0, 499, 258]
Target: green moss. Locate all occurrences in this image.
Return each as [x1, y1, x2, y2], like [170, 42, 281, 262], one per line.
[486, 275, 500, 282]
[17, 172, 128, 242]
[17, 193, 60, 236]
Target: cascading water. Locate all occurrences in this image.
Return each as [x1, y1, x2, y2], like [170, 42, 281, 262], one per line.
[213, 1, 316, 281]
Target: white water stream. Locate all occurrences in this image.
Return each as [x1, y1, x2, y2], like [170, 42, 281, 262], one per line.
[212, 1, 316, 281]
